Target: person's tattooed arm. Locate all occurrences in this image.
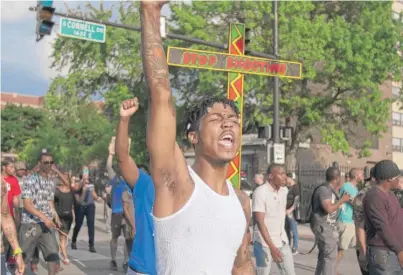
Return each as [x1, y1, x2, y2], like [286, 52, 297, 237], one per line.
[1, 178, 21, 251]
[232, 189, 255, 275]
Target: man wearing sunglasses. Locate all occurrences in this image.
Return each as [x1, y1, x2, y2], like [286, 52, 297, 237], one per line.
[19, 152, 60, 275]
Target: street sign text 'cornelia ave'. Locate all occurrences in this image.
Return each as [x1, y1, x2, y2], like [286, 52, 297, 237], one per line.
[59, 17, 106, 43]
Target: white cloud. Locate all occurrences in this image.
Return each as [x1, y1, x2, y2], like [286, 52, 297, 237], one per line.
[1, 1, 33, 23]
[1, 1, 72, 83]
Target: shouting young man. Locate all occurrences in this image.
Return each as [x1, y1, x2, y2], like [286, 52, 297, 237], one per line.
[139, 1, 254, 274]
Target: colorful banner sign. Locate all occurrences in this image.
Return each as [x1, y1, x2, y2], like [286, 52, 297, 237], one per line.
[167, 47, 302, 79]
[226, 23, 245, 190]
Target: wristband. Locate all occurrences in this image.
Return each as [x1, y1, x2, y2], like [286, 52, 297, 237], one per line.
[13, 247, 23, 256]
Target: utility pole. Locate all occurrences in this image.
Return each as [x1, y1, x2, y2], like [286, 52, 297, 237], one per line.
[272, 0, 280, 144]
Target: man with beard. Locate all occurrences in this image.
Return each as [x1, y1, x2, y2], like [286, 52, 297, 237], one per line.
[20, 152, 60, 275]
[138, 1, 254, 273]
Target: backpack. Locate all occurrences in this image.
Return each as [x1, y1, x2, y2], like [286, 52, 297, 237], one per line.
[305, 182, 331, 224]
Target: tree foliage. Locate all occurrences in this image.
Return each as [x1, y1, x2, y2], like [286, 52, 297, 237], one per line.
[169, 1, 403, 160]
[1, 104, 45, 153]
[47, 1, 403, 164]
[50, 1, 149, 165]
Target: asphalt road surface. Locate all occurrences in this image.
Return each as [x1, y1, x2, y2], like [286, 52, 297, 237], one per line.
[27, 202, 361, 275]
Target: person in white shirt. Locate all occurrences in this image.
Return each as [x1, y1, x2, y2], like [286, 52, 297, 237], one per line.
[137, 1, 255, 274]
[252, 164, 296, 275]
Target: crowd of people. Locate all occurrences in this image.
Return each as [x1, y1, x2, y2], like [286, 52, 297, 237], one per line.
[1, 1, 403, 275]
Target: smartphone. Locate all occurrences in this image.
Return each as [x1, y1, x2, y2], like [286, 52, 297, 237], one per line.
[83, 167, 89, 176]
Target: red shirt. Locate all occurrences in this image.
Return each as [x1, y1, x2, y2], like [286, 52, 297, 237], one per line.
[4, 176, 21, 217]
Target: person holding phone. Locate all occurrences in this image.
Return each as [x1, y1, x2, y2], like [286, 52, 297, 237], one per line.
[71, 171, 102, 253]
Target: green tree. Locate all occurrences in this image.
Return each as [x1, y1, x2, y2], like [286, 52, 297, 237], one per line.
[48, 1, 403, 165]
[1, 104, 45, 153]
[169, 1, 403, 162]
[50, 1, 149, 165]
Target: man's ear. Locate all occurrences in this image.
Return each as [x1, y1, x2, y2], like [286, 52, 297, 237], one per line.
[188, 131, 198, 145]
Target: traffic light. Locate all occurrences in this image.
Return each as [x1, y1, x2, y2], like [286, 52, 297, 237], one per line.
[245, 28, 251, 54]
[36, 0, 55, 41]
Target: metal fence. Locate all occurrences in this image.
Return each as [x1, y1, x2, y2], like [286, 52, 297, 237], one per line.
[241, 160, 370, 223]
[290, 163, 355, 223]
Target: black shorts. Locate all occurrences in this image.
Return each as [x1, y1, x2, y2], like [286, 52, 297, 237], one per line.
[58, 212, 73, 234]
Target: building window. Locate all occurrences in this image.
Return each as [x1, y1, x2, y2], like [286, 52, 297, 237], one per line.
[393, 112, 402, 126]
[393, 86, 400, 96]
[393, 138, 402, 152]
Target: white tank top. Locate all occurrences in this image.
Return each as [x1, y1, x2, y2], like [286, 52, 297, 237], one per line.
[153, 166, 246, 275]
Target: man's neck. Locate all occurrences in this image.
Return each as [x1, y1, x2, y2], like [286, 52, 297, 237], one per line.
[329, 181, 340, 192]
[192, 156, 229, 195]
[350, 179, 357, 186]
[268, 181, 280, 191]
[39, 171, 48, 178]
[377, 183, 390, 193]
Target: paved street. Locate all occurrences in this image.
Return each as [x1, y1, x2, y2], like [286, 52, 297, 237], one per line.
[28, 202, 361, 275]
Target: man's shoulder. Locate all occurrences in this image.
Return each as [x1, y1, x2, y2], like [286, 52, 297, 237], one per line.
[23, 174, 38, 184]
[252, 184, 267, 197]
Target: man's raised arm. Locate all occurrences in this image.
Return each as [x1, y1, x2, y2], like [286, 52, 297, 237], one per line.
[140, 1, 176, 167]
[116, 99, 140, 188]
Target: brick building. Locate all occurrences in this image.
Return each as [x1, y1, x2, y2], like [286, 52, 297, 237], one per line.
[0, 91, 105, 111]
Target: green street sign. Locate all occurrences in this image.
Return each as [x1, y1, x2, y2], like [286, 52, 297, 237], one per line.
[59, 17, 106, 43]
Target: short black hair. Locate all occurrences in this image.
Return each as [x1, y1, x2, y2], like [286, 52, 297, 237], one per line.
[1, 158, 14, 168]
[184, 96, 239, 135]
[266, 164, 284, 175]
[286, 172, 293, 178]
[326, 167, 340, 182]
[38, 152, 53, 162]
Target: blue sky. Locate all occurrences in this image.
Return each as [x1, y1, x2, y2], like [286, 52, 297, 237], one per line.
[1, 1, 171, 97]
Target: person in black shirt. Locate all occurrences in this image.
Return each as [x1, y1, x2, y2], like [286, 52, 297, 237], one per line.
[285, 173, 300, 255]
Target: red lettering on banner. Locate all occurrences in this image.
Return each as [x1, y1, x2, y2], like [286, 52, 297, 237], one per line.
[183, 52, 191, 65]
[199, 54, 207, 66]
[278, 64, 287, 75]
[227, 57, 234, 69]
[209, 55, 217, 66]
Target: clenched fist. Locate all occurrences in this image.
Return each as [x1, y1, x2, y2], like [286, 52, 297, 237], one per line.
[120, 98, 139, 118]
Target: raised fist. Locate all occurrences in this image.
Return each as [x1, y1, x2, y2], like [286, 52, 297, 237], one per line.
[120, 98, 139, 118]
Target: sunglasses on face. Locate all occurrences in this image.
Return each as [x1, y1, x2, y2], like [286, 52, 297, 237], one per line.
[42, 161, 54, 165]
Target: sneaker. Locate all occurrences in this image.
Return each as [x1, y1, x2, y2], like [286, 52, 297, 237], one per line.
[292, 248, 299, 255]
[122, 262, 128, 273]
[71, 242, 77, 250]
[110, 260, 118, 271]
[89, 246, 97, 253]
